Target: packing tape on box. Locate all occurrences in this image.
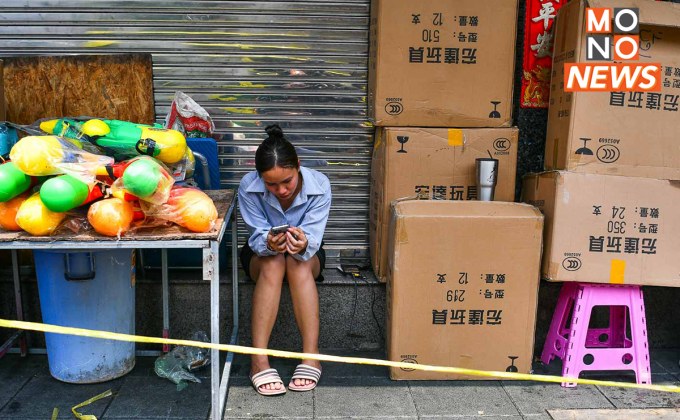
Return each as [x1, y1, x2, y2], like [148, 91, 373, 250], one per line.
[2, 318, 679, 393]
[447, 129, 464, 146]
[610, 259, 626, 284]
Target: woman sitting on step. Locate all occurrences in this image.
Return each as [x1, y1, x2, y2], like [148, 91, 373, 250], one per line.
[238, 124, 331, 396]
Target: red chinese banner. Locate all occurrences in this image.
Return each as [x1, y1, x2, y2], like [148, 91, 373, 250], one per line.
[521, 0, 569, 108]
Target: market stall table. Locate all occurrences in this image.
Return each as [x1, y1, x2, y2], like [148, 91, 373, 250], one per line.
[0, 189, 238, 420]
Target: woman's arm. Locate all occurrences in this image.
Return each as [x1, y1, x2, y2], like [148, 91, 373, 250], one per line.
[289, 178, 332, 261]
[238, 184, 279, 257]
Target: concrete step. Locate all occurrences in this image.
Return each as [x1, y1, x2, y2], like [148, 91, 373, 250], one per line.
[3, 264, 680, 355]
[0, 266, 386, 353]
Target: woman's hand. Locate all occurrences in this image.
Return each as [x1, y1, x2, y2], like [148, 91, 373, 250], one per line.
[267, 231, 287, 253]
[285, 226, 307, 255]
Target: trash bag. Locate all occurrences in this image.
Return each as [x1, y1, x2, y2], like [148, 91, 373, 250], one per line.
[154, 331, 211, 391]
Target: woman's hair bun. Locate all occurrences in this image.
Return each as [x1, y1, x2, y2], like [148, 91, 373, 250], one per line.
[264, 124, 284, 140]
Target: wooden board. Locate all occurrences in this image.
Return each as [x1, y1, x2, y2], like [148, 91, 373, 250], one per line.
[0, 190, 234, 243]
[2, 54, 154, 125]
[0, 59, 5, 120]
[548, 408, 680, 420]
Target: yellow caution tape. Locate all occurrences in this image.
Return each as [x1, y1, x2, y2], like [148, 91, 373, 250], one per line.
[2, 318, 679, 394]
[71, 389, 112, 420]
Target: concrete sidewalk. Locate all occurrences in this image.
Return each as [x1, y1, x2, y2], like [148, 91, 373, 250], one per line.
[1, 349, 680, 419]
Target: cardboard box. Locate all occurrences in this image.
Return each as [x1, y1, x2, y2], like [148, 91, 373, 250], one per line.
[370, 127, 519, 282]
[386, 200, 543, 380]
[546, 0, 680, 179]
[368, 0, 518, 127]
[523, 171, 680, 287]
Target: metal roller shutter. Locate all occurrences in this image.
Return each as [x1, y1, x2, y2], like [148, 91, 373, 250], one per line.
[0, 0, 372, 264]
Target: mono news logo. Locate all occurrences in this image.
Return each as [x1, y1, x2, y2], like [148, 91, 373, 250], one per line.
[564, 7, 661, 92]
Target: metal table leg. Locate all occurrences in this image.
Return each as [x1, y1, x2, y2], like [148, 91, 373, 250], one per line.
[161, 249, 170, 353]
[206, 240, 222, 420]
[12, 250, 27, 356]
[218, 212, 239, 413]
[209, 209, 239, 419]
[0, 250, 26, 358]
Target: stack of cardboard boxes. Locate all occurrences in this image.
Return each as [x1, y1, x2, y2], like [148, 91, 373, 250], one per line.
[369, 0, 545, 379]
[523, 0, 680, 288]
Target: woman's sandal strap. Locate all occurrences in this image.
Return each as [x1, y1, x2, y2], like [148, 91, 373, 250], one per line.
[251, 368, 284, 388]
[291, 364, 321, 382]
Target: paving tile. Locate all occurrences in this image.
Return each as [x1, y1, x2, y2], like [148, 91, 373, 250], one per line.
[596, 373, 680, 409]
[125, 355, 157, 377]
[228, 351, 390, 380]
[0, 355, 45, 410]
[502, 380, 613, 415]
[0, 374, 123, 419]
[408, 381, 519, 418]
[316, 417, 415, 420]
[651, 349, 680, 375]
[0, 418, 67, 420]
[419, 417, 523, 420]
[228, 353, 299, 379]
[548, 408, 680, 420]
[130, 354, 212, 381]
[103, 375, 210, 419]
[223, 377, 312, 419]
[532, 358, 564, 376]
[522, 414, 554, 420]
[317, 359, 389, 379]
[533, 355, 668, 376]
[522, 413, 553, 420]
[315, 376, 416, 418]
[316, 350, 388, 378]
[0, 418, 58, 420]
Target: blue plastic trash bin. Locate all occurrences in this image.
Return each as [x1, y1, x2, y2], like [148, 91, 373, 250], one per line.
[34, 249, 136, 383]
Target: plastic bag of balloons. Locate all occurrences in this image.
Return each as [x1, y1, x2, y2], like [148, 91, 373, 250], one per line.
[15, 192, 66, 236]
[40, 117, 188, 164]
[9, 135, 113, 183]
[141, 186, 217, 233]
[110, 156, 175, 205]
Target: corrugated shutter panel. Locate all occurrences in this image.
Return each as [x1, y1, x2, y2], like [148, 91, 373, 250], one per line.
[0, 0, 372, 263]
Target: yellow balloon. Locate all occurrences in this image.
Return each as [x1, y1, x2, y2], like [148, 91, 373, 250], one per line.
[139, 127, 187, 164]
[81, 119, 111, 137]
[9, 136, 65, 176]
[185, 148, 196, 179]
[15, 193, 66, 236]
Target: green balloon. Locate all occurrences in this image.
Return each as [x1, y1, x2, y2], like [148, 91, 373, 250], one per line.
[40, 174, 89, 212]
[123, 159, 161, 198]
[0, 162, 32, 202]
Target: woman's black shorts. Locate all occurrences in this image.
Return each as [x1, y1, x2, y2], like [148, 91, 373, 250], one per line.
[239, 242, 325, 282]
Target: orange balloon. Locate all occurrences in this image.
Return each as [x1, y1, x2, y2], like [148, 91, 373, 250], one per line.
[0, 194, 28, 231]
[88, 198, 134, 237]
[169, 188, 217, 233]
[15, 193, 66, 236]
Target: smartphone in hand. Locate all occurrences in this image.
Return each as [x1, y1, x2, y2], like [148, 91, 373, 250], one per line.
[270, 224, 290, 236]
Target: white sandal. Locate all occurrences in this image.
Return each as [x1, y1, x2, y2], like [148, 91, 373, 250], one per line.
[250, 368, 286, 396]
[288, 364, 321, 392]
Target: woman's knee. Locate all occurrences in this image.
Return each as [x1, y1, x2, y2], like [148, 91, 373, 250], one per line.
[285, 255, 315, 283]
[255, 254, 286, 284]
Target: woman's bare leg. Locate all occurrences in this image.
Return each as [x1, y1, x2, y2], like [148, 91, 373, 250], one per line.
[250, 253, 286, 392]
[286, 255, 321, 387]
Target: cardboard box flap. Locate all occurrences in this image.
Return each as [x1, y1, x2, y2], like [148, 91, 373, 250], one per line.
[588, 0, 680, 29]
[394, 200, 542, 219]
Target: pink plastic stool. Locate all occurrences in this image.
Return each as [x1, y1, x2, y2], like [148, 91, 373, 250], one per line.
[541, 282, 651, 387]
